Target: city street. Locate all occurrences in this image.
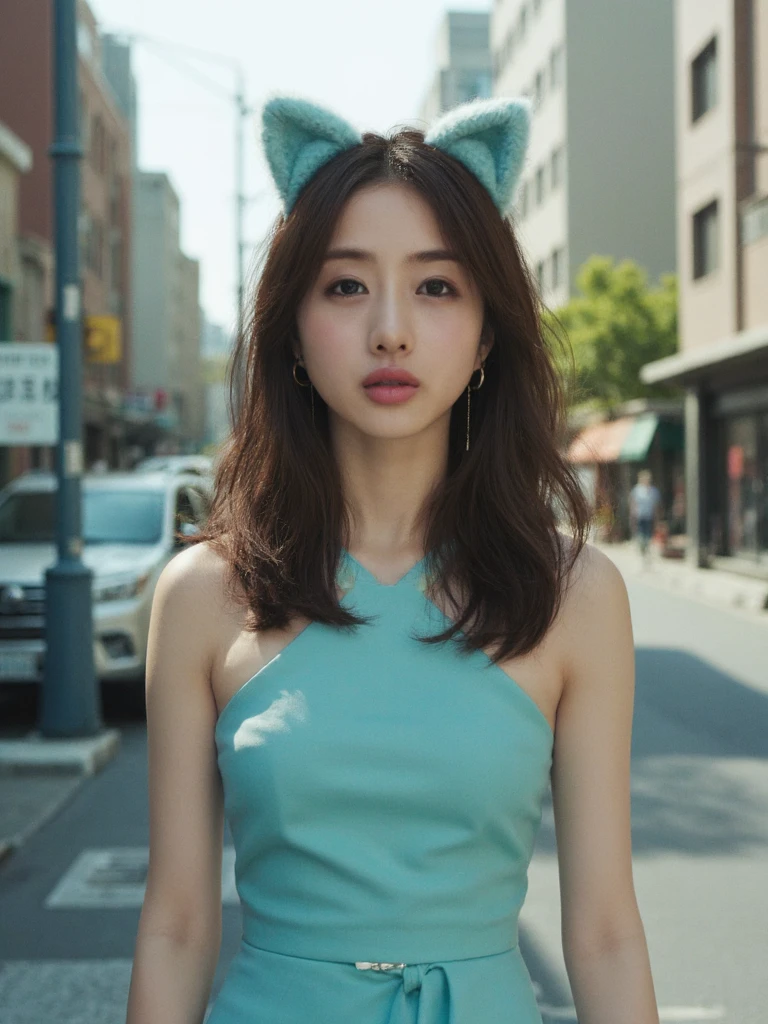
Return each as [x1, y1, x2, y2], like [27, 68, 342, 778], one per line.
[0, 560, 766, 1023]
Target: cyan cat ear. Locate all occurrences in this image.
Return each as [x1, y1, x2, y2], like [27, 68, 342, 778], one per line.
[424, 97, 531, 214]
[261, 95, 363, 214]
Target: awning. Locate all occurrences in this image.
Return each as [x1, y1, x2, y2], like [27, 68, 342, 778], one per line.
[640, 322, 768, 386]
[617, 413, 658, 462]
[567, 416, 635, 464]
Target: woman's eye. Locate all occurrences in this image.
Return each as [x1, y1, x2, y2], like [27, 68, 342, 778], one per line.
[420, 279, 456, 297]
[329, 279, 365, 296]
[328, 278, 456, 297]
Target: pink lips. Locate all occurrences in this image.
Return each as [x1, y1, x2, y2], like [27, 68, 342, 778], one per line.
[362, 367, 421, 405]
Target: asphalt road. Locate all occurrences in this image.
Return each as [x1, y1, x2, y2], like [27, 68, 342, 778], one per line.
[0, 572, 766, 1023]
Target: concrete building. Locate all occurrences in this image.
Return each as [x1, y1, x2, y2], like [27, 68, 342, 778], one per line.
[176, 258, 205, 449]
[642, 0, 768, 574]
[202, 319, 233, 360]
[101, 34, 139, 170]
[419, 11, 493, 123]
[0, 123, 32, 341]
[131, 172, 204, 452]
[0, 121, 34, 487]
[0, 0, 134, 469]
[491, 0, 676, 308]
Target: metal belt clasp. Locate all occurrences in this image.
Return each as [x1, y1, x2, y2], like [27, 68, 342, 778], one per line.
[355, 961, 408, 971]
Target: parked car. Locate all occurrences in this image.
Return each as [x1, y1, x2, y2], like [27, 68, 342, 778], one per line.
[0, 469, 212, 689]
[134, 454, 215, 478]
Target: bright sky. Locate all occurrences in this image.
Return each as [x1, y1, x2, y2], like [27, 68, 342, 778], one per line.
[89, 0, 491, 337]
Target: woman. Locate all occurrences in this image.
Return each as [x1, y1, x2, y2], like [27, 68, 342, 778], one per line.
[126, 95, 659, 1023]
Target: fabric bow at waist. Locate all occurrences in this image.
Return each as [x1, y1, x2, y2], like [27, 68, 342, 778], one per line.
[226, 939, 543, 1024]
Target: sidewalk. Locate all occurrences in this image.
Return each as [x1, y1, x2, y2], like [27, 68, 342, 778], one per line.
[0, 730, 120, 866]
[596, 540, 768, 619]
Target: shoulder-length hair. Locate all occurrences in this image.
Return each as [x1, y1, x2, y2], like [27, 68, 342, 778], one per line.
[192, 125, 591, 663]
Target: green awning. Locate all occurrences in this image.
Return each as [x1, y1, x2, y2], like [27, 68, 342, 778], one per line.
[657, 418, 684, 452]
[618, 413, 659, 462]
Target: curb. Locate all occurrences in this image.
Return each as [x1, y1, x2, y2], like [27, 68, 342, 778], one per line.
[0, 728, 121, 866]
[596, 544, 768, 618]
[0, 728, 121, 776]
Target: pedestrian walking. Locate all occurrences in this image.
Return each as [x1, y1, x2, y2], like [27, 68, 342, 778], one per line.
[630, 469, 662, 566]
[126, 94, 659, 1024]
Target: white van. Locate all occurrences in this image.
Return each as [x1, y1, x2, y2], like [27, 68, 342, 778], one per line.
[0, 469, 212, 688]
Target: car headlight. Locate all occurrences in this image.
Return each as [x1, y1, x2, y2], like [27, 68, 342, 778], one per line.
[93, 571, 151, 603]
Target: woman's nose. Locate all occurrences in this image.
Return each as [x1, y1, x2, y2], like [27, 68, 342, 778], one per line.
[370, 292, 412, 351]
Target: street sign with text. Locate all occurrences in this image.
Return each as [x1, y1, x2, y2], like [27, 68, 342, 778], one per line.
[0, 343, 59, 445]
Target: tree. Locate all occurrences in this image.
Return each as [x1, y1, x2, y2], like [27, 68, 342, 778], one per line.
[544, 256, 680, 410]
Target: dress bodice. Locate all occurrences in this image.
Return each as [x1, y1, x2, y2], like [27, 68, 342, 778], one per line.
[214, 549, 554, 967]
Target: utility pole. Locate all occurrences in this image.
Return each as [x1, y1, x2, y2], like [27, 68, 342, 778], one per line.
[40, 0, 100, 736]
[236, 70, 248, 346]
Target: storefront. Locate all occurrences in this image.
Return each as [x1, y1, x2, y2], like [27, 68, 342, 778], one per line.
[641, 327, 768, 576]
[566, 401, 685, 541]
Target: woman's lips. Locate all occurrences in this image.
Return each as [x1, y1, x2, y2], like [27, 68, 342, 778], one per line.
[363, 383, 420, 405]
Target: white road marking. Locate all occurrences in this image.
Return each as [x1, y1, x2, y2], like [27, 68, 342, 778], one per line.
[538, 1005, 724, 1022]
[44, 846, 238, 908]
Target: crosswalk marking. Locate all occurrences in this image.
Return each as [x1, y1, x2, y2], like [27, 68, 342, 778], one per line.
[538, 1003, 724, 1022]
[44, 846, 238, 908]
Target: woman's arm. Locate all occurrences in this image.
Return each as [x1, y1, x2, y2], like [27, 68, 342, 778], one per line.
[551, 544, 659, 1024]
[126, 542, 228, 1024]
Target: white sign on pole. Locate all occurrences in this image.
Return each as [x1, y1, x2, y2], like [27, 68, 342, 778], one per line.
[0, 343, 59, 446]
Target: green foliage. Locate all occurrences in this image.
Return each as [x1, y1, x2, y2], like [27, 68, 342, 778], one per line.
[544, 256, 680, 411]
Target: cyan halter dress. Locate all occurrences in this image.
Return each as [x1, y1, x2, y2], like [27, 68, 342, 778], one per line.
[208, 548, 554, 1023]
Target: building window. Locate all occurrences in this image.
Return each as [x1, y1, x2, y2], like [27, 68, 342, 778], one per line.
[725, 415, 760, 556]
[0, 280, 11, 339]
[551, 246, 565, 288]
[518, 180, 529, 219]
[692, 199, 719, 279]
[534, 69, 546, 110]
[536, 259, 546, 290]
[549, 44, 563, 89]
[550, 146, 563, 189]
[535, 164, 546, 205]
[692, 37, 718, 122]
[742, 195, 768, 245]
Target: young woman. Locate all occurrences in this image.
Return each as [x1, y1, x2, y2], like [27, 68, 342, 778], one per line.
[127, 96, 659, 1024]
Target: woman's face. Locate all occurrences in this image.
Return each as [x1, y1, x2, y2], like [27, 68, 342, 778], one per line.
[295, 182, 490, 444]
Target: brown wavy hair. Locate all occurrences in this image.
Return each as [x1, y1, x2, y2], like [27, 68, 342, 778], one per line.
[191, 125, 591, 663]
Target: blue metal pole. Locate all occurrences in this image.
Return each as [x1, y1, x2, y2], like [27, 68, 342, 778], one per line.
[40, 0, 101, 736]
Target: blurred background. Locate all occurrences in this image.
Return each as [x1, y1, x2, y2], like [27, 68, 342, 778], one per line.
[0, 2, 766, 1022]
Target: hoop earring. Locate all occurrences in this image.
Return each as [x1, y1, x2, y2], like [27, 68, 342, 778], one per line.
[293, 357, 315, 427]
[465, 363, 485, 452]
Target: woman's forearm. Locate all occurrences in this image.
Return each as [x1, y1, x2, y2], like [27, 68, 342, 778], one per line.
[126, 928, 220, 1024]
[564, 929, 660, 1024]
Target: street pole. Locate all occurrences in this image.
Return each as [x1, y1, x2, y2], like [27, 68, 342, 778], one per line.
[40, 0, 100, 737]
[236, 72, 247, 345]
[232, 72, 250, 423]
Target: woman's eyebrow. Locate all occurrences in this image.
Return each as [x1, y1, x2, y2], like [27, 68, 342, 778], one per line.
[323, 247, 464, 264]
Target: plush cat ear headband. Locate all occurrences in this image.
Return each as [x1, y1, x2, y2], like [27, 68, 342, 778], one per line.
[260, 93, 531, 217]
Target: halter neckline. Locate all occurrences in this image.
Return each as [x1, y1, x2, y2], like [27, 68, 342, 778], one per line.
[341, 547, 429, 589]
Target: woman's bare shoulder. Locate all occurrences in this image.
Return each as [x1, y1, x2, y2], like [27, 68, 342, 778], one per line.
[554, 537, 631, 661]
[556, 536, 629, 627]
[152, 539, 242, 644]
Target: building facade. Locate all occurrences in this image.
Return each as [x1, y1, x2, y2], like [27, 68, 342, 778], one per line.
[0, 123, 32, 341]
[0, 0, 134, 471]
[491, 0, 676, 307]
[419, 11, 493, 122]
[131, 172, 204, 453]
[177, 257, 205, 449]
[642, 0, 768, 574]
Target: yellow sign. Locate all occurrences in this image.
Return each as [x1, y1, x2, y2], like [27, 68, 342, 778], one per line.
[86, 316, 122, 364]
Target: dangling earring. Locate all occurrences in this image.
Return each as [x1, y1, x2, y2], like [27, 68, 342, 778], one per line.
[465, 363, 485, 452]
[293, 356, 315, 427]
